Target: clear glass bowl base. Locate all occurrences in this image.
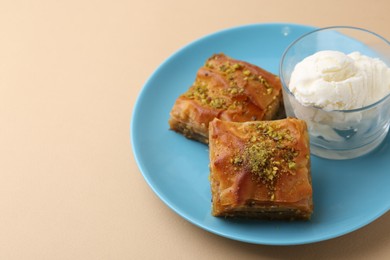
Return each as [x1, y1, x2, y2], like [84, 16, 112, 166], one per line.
[310, 128, 389, 160]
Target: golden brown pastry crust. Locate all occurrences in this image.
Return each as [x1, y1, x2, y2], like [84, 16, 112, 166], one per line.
[169, 53, 283, 143]
[209, 118, 313, 220]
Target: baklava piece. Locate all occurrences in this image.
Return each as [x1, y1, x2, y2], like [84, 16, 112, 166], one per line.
[209, 118, 313, 220]
[169, 53, 283, 143]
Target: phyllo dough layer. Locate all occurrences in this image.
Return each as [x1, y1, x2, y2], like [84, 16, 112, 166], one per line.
[169, 53, 283, 143]
[209, 118, 313, 220]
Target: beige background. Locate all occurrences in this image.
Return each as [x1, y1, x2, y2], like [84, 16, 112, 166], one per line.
[1, 0, 389, 259]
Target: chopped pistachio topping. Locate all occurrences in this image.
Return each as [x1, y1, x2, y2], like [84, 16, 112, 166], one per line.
[243, 70, 251, 76]
[258, 75, 270, 87]
[288, 161, 296, 170]
[230, 87, 238, 95]
[185, 82, 208, 99]
[217, 62, 243, 74]
[205, 62, 214, 69]
[227, 100, 245, 110]
[257, 75, 274, 95]
[231, 156, 243, 165]
[244, 143, 274, 178]
[219, 63, 229, 72]
[229, 122, 299, 192]
[209, 98, 226, 109]
[232, 63, 242, 70]
[224, 86, 244, 95]
[185, 80, 229, 109]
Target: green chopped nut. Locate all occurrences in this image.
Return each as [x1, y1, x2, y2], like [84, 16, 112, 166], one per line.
[209, 98, 225, 109]
[205, 62, 214, 68]
[243, 70, 251, 76]
[258, 75, 272, 89]
[229, 87, 238, 95]
[288, 161, 296, 170]
[232, 63, 242, 70]
[219, 64, 228, 72]
[245, 143, 274, 180]
[232, 156, 243, 165]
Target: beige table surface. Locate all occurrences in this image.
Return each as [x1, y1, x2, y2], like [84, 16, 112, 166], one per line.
[1, 0, 390, 259]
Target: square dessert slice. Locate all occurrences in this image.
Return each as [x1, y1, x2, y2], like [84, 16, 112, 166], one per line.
[209, 118, 313, 220]
[169, 53, 283, 143]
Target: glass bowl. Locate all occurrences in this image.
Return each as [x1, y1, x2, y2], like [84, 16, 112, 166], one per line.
[280, 26, 390, 159]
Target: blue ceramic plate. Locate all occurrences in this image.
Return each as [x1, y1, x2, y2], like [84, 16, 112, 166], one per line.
[131, 23, 390, 245]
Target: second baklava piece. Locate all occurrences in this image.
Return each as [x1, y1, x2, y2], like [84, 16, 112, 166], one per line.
[169, 53, 283, 143]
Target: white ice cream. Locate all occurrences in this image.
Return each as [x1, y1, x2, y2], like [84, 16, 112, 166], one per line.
[286, 50, 390, 145]
[289, 50, 390, 111]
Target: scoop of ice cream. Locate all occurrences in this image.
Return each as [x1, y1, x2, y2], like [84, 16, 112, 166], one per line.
[289, 50, 390, 110]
